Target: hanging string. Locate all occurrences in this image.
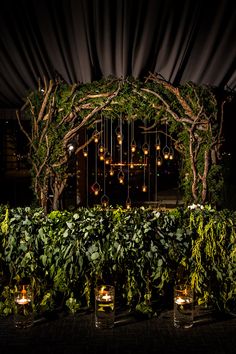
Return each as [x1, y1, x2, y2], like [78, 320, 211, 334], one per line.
[155, 131, 158, 203]
[148, 134, 151, 201]
[109, 119, 114, 176]
[126, 120, 131, 208]
[120, 115, 122, 167]
[118, 114, 124, 184]
[86, 144, 89, 207]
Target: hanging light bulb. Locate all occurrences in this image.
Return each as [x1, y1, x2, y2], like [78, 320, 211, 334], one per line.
[142, 143, 149, 155]
[92, 182, 101, 196]
[130, 162, 134, 169]
[118, 170, 125, 184]
[101, 194, 109, 208]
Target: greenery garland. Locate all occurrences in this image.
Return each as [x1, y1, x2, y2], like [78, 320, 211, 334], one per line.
[1, 205, 236, 318]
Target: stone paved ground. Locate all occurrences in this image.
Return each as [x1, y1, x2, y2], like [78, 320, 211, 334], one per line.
[1, 309, 236, 354]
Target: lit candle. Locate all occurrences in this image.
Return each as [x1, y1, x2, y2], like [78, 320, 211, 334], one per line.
[100, 291, 112, 302]
[175, 296, 186, 305]
[16, 286, 31, 305]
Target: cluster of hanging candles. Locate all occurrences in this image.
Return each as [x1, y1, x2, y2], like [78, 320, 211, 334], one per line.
[82, 117, 174, 208]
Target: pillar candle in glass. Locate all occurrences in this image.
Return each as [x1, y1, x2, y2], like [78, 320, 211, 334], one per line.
[14, 284, 34, 328]
[95, 285, 115, 329]
[174, 284, 194, 328]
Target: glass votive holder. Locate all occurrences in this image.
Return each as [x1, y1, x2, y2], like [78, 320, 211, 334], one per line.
[95, 284, 115, 329]
[14, 284, 34, 328]
[174, 284, 194, 328]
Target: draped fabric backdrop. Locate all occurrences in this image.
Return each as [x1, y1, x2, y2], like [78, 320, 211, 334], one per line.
[0, 0, 235, 108]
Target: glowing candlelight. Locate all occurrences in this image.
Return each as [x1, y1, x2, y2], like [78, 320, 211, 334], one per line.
[175, 296, 186, 305]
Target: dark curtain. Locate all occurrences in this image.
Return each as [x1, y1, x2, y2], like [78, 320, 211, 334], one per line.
[0, 0, 235, 108]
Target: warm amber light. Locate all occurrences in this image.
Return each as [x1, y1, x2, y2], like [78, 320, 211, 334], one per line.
[169, 153, 174, 160]
[155, 144, 161, 151]
[99, 154, 104, 161]
[142, 185, 147, 192]
[83, 150, 88, 157]
[130, 163, 134, 169]
[94, 136, 99, 143]
[94, 190, 99, 196]
[126, 202, 131, 209]
[164, 153, 169, 159]
[99, 145, 104, 153]
[131, 145, 136, 153]
[109, 168, 114, 176]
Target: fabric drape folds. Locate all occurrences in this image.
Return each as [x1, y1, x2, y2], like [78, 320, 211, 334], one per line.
[0, 0, 235, 108]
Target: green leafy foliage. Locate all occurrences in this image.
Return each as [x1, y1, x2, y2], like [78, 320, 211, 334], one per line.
[1, 205, 236, 318]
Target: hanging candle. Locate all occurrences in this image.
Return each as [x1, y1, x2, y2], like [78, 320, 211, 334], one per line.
[92, 182, 101, 196]
[169, 147, 174, 160]
[155, 133, 161, 151]
[131, 140, 137, 153]
[99, 144, 105, 153]
[109, 166, 114, 176]
[162, 146, 170, 160]
[142, 143, 149, 155]
[92, 130, 100, 143]
[118, 170, 125, 184]
[156, 156, 163, 166]
[126, 197, 132, 209]
[83, 146, 88, 157]
[142, 185, 147, 192]
[101, 194, 109, 208]
[104, 152, 111, 165]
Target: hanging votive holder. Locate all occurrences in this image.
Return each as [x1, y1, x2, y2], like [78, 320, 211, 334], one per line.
[118, 170, 125, 184]
[156, 156, 163, 167]
[131, 140, 137, 153]
[163, 146, 170, 160]
[83, 146, 88, 157]
[142, 143, 149, 155]
[109, 166, 114, 176]
[101, 194, 109, 208]
[142, 184, 147, 192]
[126, 197, 132, 209]
[14, 284, 34, 329]
[92, 130, 100, 143]
[169, 147, 174, 160]
[92, 182, 101, 196]
[104, 152, 111, 165]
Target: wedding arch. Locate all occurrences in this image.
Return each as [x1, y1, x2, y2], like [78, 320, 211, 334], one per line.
[16, 73, 229, 213]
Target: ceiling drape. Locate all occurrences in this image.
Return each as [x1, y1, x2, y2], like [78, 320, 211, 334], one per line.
[0, 0, 235, 108]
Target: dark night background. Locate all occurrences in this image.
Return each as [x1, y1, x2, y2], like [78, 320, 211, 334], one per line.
[0, 0, 235, 208]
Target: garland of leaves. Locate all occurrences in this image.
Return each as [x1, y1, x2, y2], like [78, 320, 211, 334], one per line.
[1, 205, 236, 317]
